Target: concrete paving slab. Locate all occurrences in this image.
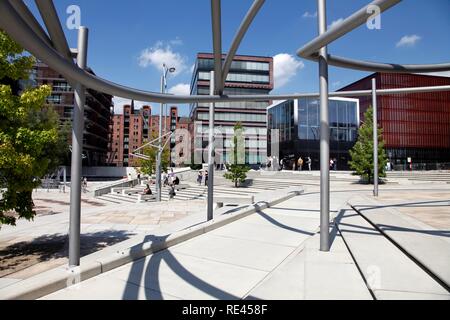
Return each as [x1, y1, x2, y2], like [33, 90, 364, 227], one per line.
[109, 250, 268, 300]
[262, 207, 321, 219]
[373, 290, 450, 300]
[246, 232, 371, 300]
[209, 219, 312, 248]
[337, 208, 449, 297]
[349, 196, 450, 289]
[170, 234, 296, 272]
[303, 261, 372, 300]
[245, 249, 306, 300]
[0, 278, 21, 290]
[241, 211, 320, 231]
[41, 273, 181, 300]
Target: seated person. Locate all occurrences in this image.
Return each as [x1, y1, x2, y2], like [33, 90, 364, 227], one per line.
[142, 184, 152, 195]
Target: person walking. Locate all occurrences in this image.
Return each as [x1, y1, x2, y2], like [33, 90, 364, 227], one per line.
[204, 170, 209, 186]
[162, 171, 168, 187]
[82, 177, 87, 193]
[307, 156, 312, 171]
[197, 170, 203, 185]
[333, 158, 338, 171]
[128, 173, 133, 187]
[329, 158, 334, 170]
[168, 184, 176, 199]
[297, 157, 304, 171]
[267, 157, 272, 171]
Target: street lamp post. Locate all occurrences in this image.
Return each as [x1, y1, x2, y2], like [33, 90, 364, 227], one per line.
[318, 0, 330, 252]
[156, 64, 175, 202]
[69, 26, 88, 267]
[372, 78, 379, 197]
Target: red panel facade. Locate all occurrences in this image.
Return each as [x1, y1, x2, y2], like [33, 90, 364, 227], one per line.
[339, 73, 450, 163]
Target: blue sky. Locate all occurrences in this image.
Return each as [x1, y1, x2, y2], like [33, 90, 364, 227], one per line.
[25, 0, 450, 116]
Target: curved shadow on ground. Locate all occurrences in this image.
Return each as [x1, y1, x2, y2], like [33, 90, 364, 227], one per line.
[143, 249, 239, 300]
[256, 211, 315, 236]
[121, 234, 239, 300]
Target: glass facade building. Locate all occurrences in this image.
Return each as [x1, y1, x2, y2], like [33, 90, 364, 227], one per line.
[268, 97, 360, 170]
[190, 53, 273, 166]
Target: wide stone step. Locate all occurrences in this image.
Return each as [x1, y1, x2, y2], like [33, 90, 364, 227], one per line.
[349, 196, 450, 291]
[335, 206, 450, 300]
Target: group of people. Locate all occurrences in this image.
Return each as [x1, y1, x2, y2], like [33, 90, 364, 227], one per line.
[197, 170, 209, 186]
[141, 168, 180, 199]
[265, 156, 344, 171]
[296, 156, 312, 171]
[163, 169, 180, 187]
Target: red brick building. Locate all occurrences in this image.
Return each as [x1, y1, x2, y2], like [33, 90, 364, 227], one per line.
[33, 61, 113, 166]
[108, 103, 190, 167]
[339, 73, 450, 167]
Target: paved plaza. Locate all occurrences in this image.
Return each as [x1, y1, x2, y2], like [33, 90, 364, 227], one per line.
[1, 171, 449, 300]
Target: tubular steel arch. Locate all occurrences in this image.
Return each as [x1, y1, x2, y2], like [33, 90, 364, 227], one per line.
[296, 0, 450, 73]
[0, 0, 449, 103]
[1, 0, 449, 103]
[1, 0, 450, 263]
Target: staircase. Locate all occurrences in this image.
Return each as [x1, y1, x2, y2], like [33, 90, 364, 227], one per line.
[334, 197, 450, 299]
[386, 171, 450, 183]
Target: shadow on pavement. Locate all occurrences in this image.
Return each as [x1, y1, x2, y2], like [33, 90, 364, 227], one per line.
[0, 230, 134, 278]
[122, 234, 239, 300]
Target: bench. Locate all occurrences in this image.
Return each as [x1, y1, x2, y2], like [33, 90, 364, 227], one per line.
[122, 188, 141, 195]
[214, 195, 255, 208]
[137, 194, 156, 203]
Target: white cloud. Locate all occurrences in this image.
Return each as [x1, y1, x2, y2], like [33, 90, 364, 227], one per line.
[138, 41, 187, 76]
[328, 18, 344, 29]
[332, 81, 342, 88]
[396, 34, 421, 48]
[112, 97, 147, 114]
[273, 53, 305, 89]
[167, 83, 190, 96]
[302, 11, 317, 18]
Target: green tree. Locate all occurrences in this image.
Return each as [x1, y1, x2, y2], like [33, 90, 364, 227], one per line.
[138, 131, 170, 176]
[224, 122, 250, 187]
[349, 106, 388, 183]
[0, 30, 59, 226]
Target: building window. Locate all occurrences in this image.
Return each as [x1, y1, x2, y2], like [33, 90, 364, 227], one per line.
[53, 81, 71, 92]
[293, 97, 358, 142]
[198, 71, 269, 84]
[46, 94, 62, 104]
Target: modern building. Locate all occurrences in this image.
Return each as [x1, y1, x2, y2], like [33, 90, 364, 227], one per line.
[338, 73, 450, 168]
[267, 97, 360, 170]
[33, 61, 113, 166]
[108, 103, 188, 167]
[190, 53, 273, 166]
